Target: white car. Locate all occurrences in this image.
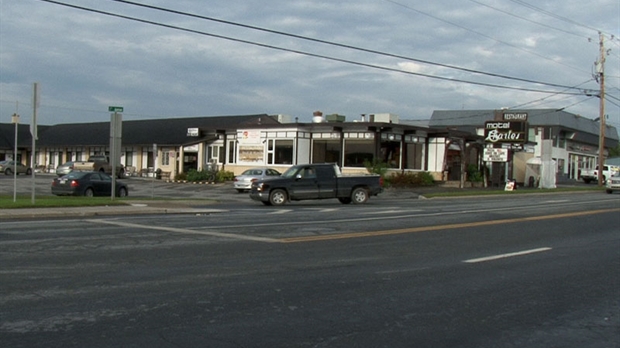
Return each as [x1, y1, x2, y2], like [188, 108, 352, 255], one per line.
[233, 168, 281, 193]
[606, 172, 620, 194]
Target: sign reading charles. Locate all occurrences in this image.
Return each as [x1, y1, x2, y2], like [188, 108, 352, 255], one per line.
[484, 121, 528, 144]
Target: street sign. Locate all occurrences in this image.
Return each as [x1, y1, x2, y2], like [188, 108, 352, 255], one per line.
[108, 106, 124, 113]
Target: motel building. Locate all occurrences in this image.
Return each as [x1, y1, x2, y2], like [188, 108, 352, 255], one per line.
[1, 109, 617, 187]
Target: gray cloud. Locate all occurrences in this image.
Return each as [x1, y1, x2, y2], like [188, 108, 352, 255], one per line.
[1, 0, 618, 128]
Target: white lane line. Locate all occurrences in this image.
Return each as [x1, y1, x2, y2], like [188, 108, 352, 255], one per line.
[365, 210, 423, 215]
[463, 247, 552, 264]
[87, 219, 280, 243]
[268, 209, 293, 215]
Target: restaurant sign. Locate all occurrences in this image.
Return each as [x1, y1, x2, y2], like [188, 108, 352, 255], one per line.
[484, 121, 527, 144]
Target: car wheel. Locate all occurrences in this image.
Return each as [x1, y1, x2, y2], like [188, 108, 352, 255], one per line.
[338, 197, 352, 204]
[5, 168, 12, 175]
[84, 188, 94, 197]
[118, 187, 128, 197]
[26, 168, 32, 175]
[269, 189, 287, 206]
[351, 187, 369, 204]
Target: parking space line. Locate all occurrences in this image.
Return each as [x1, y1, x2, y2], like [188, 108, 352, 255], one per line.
[87, 219, 280, 243]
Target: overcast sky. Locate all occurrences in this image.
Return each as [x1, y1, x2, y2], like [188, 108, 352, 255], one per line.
[1, 0, 619, 129]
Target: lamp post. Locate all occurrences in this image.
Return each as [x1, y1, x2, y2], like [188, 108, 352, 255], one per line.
[11, 112, 19, 202]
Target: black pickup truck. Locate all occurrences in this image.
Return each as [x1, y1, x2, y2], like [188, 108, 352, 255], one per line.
[249, 163, 383, 206]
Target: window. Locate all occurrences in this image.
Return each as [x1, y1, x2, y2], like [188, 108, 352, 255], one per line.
[380, 141, 401, 168]
[228, 140, 236, 164]
[312, 140, 341, 164]
[344, 139, 374, 167]
[268, 139, 293, 164]
[405, 143, 424, 170]
[162, 151, 170, 166]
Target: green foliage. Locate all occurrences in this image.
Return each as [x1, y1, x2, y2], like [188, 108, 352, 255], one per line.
[175, 172, 187, 181]
[363, 159, 389, 176]
[387, 171, 435, 187]
[186, 169, 215, 182]
[217, 170, 235, 182]
[467, 164, 484, 182]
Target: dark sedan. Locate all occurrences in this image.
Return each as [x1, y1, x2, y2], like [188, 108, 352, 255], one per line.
[51, 171, 129, 197]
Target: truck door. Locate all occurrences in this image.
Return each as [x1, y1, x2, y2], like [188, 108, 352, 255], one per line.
[317, 165, 337, 198]
[289, 166, 320, 200]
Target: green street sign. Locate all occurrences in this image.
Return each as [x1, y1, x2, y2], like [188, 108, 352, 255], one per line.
[108, 106, 124, 112]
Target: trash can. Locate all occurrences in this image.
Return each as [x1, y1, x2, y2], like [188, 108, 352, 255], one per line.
[156, 168, 162, 179]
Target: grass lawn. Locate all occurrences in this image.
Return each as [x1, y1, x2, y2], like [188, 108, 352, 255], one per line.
[0, 195, 131, 209]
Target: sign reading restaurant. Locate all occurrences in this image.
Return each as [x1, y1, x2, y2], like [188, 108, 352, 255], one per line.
[484, 121, 528, 143]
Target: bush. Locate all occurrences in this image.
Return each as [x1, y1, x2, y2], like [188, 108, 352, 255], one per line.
[185, 169, 214, 182]
[363, 159, 389, 177]
[387, 171, 435, 187]
[217, 170, 234, 182]
[467, 164, 484, 182]
[175, 172, 187, 181]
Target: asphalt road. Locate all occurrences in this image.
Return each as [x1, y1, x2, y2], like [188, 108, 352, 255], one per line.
[1, 191, 619, 347]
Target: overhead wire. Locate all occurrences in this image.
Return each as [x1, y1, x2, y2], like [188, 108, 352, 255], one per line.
[109, 0, 590, 92]
[36, 0, 590, 96]
[384, 0, 592, 76]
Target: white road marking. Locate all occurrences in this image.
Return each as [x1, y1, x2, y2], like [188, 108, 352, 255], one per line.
[268, 209, 293, 214]
[364, 210, 423, 215]
[463, 247, 552, 263]
[87, 219, 280, 243]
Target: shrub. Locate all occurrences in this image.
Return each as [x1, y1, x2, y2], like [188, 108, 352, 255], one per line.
[387, 171, 435, 187]
[363, 159, 389, 177]
[467, 164, 484, 182]
[175, 172, 187, 181]
[217, 170, 234, 182]
[186, 169, 213, 182]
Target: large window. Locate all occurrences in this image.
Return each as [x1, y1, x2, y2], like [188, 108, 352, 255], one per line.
[380, 141, 401, 168]
[312, 140, 341, 164]
[344, 139, 374, 167]
[405, 142, 424, 170]
[268, 139, 293, 164]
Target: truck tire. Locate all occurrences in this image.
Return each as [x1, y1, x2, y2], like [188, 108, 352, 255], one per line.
[84, 188, 94, 197]
[351, 187, 369, 204]
[269, 189, 287, 206]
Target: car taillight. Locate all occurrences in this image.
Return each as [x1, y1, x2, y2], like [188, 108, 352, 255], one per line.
[379, 176, 384, 187]
[70, 180, 79, 187]
[52, 181, 57, 187]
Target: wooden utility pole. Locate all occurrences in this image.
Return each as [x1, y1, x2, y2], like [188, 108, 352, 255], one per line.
[597, 32, 606, 186]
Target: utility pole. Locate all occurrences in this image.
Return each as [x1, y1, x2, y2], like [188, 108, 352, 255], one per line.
[596, 32, 606, 187]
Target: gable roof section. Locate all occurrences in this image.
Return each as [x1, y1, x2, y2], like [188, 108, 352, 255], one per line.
[37, 114, 279, 147]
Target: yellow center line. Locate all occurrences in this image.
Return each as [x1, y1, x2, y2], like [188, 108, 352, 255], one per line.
[280, 208, 620, 243]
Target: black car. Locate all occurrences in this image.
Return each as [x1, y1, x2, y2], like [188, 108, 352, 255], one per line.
[51, 171, 129, 197]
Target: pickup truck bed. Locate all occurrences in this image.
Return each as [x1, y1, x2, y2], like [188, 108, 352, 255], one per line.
[250, 163, 383, 206]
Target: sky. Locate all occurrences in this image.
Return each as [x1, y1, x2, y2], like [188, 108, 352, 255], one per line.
[1, 0, 619, 129]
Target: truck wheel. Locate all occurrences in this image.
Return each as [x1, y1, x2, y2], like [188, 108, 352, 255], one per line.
[351, 187, 369, 204]
[338, 197, 352, 204]
[269, 189, 287, 206]
[84, 188, 94, 197]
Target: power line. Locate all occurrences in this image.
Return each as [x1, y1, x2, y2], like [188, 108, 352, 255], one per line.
[36, 0, 590, 96]
[384, 0, 591, 76]
[466, 0, 592, 40]
[109, 0, 590, 92]
[505, 0, 603, 33]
